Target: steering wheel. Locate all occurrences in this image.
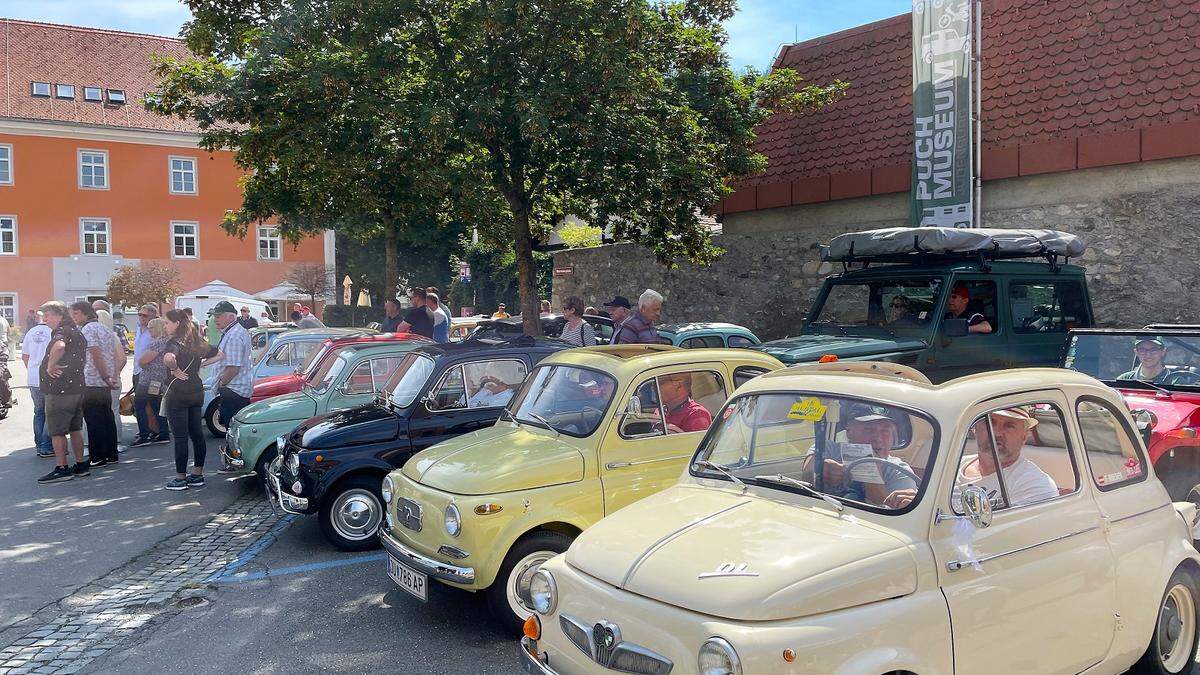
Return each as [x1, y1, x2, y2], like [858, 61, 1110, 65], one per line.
[842, 456, 921, 488]
[1165, 370, 1200, 386]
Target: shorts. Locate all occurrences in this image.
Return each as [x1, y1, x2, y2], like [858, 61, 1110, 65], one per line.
[45, 393, 84, 436]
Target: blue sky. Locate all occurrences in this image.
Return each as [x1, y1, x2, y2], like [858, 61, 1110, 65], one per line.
[0, 0, 911, 71]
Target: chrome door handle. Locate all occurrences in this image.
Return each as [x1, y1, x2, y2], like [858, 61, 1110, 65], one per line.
[605, 462, 632, 469]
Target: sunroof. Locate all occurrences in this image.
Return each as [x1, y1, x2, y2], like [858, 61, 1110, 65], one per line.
[105, 89, 126, 104]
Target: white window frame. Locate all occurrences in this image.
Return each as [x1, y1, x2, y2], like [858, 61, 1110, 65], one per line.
[169, 155, 198, 195]
[0, 216, 17, 255]
[0, 144, 11, 185]
[83, 86, 102, 102]
[78, 149, 109, 190]
[170, 221, 199, 259]
[0, 293, 17, 326]
[55, 84, 75, 100]
[257, 225, 282, 261]
[31, 81, 51, 97]
[80, 218, 111, 256]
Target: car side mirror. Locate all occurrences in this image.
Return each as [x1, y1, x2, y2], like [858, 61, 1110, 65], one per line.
[626, 395, 642, 416]
[960, 485, 993, 528]
[1130, 408, 1156, 447]
[943, 318, 969, 338]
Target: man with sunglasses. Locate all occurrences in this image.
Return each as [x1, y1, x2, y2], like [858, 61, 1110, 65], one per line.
[1118, 336, 1178, 384]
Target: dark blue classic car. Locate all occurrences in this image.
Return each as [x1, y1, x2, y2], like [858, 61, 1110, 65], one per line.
[267, 336, 570, 550]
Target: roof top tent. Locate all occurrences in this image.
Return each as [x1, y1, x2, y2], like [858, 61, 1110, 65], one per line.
[821, 227, 1086, 269]
[175, 280, 274, 343]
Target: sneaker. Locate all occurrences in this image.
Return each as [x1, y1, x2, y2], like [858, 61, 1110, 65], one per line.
[165, 477, 189, 491]
[128, 437, 153, 448]
[186, 474, 206, 488]
[36, 449, 55, 458]
[38, 466, 74, 484]
[89, 457, 111, 468]
[73, 462, 91, 478]
[149, 434, 171, 445]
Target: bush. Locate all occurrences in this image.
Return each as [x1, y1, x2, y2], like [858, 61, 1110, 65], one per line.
[558, 221, 603, 248]
[323, 305, 386, 328]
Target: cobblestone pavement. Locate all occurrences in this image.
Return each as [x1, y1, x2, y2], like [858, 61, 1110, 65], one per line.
[0, 496, 291, 674]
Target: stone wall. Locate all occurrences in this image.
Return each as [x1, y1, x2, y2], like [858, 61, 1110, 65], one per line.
[552, 157, 1200, 340]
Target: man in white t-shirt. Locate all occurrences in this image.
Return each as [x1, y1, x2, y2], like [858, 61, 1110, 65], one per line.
[22, 318, 54, 457]
[965, 407, 1059, 508]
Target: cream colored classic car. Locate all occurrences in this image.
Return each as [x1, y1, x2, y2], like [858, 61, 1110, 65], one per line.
[520, 362, 1200, 675]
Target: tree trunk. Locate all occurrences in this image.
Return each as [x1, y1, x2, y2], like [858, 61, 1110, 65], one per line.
[511, 203, 542, 336]
[383, 226, 400, 301]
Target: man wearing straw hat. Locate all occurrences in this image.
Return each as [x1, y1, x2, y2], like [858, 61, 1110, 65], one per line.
[967, 407, 1058, 508]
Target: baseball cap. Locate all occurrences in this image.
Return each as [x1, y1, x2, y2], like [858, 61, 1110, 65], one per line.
[1134, 336, 1165, 348]
[951, 284, 970, 299]
[603, 296, 632, 309]
[209, 300, 237, 316]
[843, 402, 897, 424]
[989, 406, 1039, 429]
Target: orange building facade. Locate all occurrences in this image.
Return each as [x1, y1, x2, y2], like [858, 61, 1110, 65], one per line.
[0, 19, 331, 325]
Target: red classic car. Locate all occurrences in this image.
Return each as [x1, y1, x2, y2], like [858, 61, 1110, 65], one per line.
[1062, 328, 1200, 501]
[251, 332, 431, 402]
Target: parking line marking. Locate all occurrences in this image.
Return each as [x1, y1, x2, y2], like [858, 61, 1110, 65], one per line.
[214, 552, 387, 583]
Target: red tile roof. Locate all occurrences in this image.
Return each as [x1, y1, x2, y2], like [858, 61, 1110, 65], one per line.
[0, 18, 199, 133]
[725, 0, 1200, 212]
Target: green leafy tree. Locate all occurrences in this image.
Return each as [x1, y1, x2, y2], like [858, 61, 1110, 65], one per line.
[106, 261, 183, 309]
[151, 0, 845, 335]
[558, 221, 604, 249]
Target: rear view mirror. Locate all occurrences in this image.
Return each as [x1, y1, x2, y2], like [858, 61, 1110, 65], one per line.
[626, 395, 642, 416]
[943, 318, 969, 337]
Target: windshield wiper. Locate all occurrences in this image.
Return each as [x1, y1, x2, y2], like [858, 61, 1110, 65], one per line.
[752, 474, 844, 514]
[524, 412, 560, 439]
[695, 460, 746, 491]
[1110, 377, 1173, 398]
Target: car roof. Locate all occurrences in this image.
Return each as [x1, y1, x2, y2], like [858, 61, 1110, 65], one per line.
[739, 362, 1110, 422]
[831, 260, 1087, 279]
[328, 340, 428, 356]
[410, 336, 570, 360]
[657, 322, 752, 334]
[539, 344, 782, 378]
[275, 327, 368, 341]
[327, 331, 429, 345]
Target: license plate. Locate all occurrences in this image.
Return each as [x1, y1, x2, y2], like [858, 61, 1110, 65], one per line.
[388, 554, 428, 602]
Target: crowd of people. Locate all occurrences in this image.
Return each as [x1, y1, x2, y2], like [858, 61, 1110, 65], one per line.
[11, 299, 255, 490]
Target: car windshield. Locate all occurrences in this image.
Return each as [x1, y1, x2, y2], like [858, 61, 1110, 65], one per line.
[507, 365, 617, 437]
[298, 341, 332, 377]
[809, 277, 943, 336]
[307, 351, 351, 395]
[383, 353, 437, 408]
[693, 393, 938, 513]
[1063, 333, 1200, 389]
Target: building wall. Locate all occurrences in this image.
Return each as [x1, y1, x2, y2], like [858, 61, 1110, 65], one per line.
[0, 127, 326, 321]
[552, 157, 1200, 340]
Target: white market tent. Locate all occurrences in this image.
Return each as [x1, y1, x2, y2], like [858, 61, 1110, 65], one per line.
[179, 279, 256, 300]
[821, 227, 1086, 263]
[254, 282, 308, 302]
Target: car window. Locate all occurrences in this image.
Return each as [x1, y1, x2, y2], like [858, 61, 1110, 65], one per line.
[1011, 281, 1090, 334]
[588, 319, 614, 344]
[681, 335, 724, 349]
[344, 360, 376, 395]
[292, 340, 320, 366]
[266, 343, 291, 367]
[385, 353, 437, 408]
[619, 370, 724, 438]
[952, 402, 1078, 513]
[1076, 398, 1147, 490]
[733, 366, 770, 388]
[946, 280, 997, 332]
[343, 356, 407, 395]
[462, 360, 528, 409]
[508, 364, 617, 437]
[728, 335, 757, 348]
[429, 365, 466, 410]
[813, 277, 942, 329]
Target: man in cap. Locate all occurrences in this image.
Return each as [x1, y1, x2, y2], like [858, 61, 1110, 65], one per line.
[296, 305, 324, 329]
[808, 402, 918, 507]
[1118, 336, 1176, 383]
[491, 303, 510, 319]
[964, 407, 1058, 508]
[602, 296, 632, 337]
[237, 306, 259, 330]
[209, 301, 254, 471]
[945, 283, 992, 334]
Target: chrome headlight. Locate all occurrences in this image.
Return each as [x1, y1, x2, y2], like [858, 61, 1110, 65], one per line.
[382, 475, 394, 504]
[698, 637, 741, 675]
[286, 452, 299, 475]
[529, 569, 557, 616]
[444, 503, 461, 537]
[276, 435, 288, 451]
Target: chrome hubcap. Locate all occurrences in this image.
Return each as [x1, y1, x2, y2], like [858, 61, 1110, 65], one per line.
[1159, 584, 1196, 672]
[330, 489, 381, 541]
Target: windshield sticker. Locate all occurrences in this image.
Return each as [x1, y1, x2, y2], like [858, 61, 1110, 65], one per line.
[722, 405, 735, 420]
[787, 398, 827, 421]
[1099, 471, 1124, 485]
[1124, 458, 1143, 478]
[839, 442, 885, 484]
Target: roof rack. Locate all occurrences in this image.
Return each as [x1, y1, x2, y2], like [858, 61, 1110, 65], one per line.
[820, 227, 1085, 271]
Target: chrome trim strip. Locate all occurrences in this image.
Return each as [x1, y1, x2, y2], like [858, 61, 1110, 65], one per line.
[621, 500, 750, 587]
[1111, 503, 1169, 524]
[605, 454, 692, 471]
[947, 526, 1099, 571]
[520, 637, 559, 675]
[379, 529, 475, 584]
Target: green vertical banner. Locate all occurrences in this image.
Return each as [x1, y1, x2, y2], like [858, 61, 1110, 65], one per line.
[911, 0, 974, 227]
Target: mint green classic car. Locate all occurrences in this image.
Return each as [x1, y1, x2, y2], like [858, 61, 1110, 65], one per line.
[226, 340, 422, 483]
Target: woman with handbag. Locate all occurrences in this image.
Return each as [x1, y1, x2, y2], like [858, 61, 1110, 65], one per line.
[160, 310, 218, 491]
[129, 318, 172, 447]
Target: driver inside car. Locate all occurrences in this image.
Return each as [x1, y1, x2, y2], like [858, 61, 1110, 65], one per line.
[807, 403, 918, 507]
[659, 372, 712, 434]
[1118, 336, 1178, 384]
[466, 371, 517, 408]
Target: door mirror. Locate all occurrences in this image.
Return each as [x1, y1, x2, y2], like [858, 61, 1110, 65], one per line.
[960, 485, 993, 528]
[943, 318, 969, 338]
[626, 395, 642, 416]
[1130, 408, 1156, 447]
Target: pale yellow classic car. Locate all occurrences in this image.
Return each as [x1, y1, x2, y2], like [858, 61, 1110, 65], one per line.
[380, 345, 783, 631]
[521, 362, 1200, 675]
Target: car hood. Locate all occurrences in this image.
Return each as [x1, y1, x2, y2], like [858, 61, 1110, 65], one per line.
[566, 485, 917, 621]
[401, 423, 585, 495]
[297, 404, 400, 450]
[756, 334, 926, 364]
[235, 392, 317, 425]
[252, 374, 303, 400]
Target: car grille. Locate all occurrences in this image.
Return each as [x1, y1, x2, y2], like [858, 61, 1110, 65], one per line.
[395, 497, 423, 532]
[560, 614, 673, 674]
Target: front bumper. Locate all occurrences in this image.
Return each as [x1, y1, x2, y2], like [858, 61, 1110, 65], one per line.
[264, 457, 310, 514]
[379, 528, 475, 585]
[220, 446, 246, 470]
[520, 637, 558, 674]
